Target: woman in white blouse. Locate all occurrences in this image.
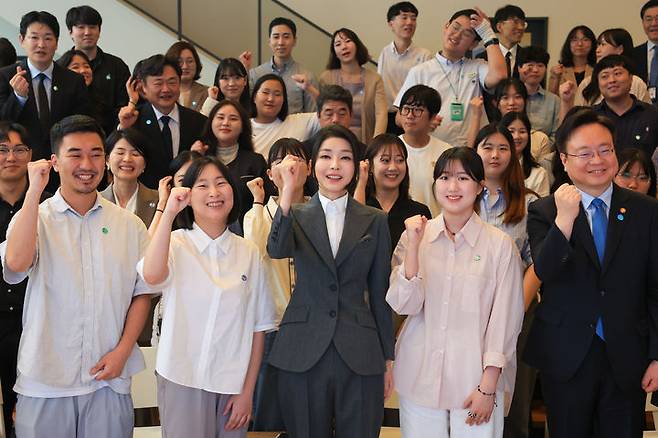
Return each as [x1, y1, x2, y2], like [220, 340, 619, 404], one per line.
[387, 146, 524, 438]
[140, 156, 276, 437]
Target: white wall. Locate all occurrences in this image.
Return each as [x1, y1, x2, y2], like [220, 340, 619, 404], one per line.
[0, 0, 218, 85]
[279, 0, 648, 67]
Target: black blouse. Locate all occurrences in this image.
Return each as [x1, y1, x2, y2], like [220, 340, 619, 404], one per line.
[366, 194, 432, 249]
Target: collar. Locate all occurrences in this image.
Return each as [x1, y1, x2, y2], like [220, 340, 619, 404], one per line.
[51, 188, 103, 215]
[187, 222, 232, 254]
[482, 186, 504, 209]
[26, 59, 54, 81]
[528, 86, 546, 97]
[391, 41, 414, 56]
[152, 103, 180, 124]
[318, 192, 348, 215]
[598, 95, 641, 116]
[578, 183, 613, 211]
[649, 40, 657, 51]
[436, 52, 465, 66]
[427, 211, 482, 247]
[499, 44, 518, 57]
[269, 56, 294, 73]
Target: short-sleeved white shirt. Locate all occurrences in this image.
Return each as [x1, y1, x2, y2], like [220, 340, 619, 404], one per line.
[251, 113, 320, 158]
[0, 190, 153, 397]
[394, 53, 490, 147]
[138, 225, 276, 394]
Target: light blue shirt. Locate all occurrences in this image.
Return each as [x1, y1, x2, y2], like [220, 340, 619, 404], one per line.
[577, 183, 613, 231]
[15, 59, 54, 111]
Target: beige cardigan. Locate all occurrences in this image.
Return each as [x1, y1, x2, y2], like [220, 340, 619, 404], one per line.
[319, 68, 387, 144]
[548, 65, 593, 95]
[178, 81, 208, 113]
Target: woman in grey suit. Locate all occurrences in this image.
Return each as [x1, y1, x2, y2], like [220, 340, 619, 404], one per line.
[267, 125, 394, 438]
[102, 128, 159, 228]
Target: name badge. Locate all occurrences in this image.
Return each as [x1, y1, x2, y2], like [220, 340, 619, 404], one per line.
[450, 102, 464, 121]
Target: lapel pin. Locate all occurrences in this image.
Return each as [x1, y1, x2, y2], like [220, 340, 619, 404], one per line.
[617, 214, 624, 221]
[620, 208, 626, 213]
[146, 119, 152, 125]
[106, 73, 111, 80]
[474, 255, 481, 261]
[635, 135, 641, 140]
[102, 227, 109, 234]
[52, 85, 58, 91]
[149, 201, 156, 207]
[241, 274, 247, 281]
[192, 101, 197, 107]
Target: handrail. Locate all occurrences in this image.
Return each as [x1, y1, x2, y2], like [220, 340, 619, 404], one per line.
[120, 0, 221, 62]
[266, 0, 378, 68]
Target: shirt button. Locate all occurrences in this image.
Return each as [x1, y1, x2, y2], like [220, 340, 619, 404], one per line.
[329, 284, 337, 292]
[9, 306, 13, 311]
[600, 290, 605, 297]
[7, 289, 10, 293]
[329, 310, 336, 318]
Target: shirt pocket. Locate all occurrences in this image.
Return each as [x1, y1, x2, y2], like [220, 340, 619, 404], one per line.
[460, 274, 492, 313]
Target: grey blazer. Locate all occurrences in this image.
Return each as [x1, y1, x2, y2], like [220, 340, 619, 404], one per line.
[267, 195, 394, 375]
[101, 183, 159, 228]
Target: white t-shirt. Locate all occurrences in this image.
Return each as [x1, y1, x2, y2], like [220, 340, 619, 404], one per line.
[251, 113, 320, 158]
[400, 135, 452, 217]
[138, 225, 276, 394]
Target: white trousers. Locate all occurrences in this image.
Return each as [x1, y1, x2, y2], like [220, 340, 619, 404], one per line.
[399, 393, 504, 438]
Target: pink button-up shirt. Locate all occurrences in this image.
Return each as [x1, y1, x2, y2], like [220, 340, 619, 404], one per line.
[386, 212, 524, 411]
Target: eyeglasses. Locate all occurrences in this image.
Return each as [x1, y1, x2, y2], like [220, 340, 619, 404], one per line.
[400, 106, 425, 117]
[0, 145, 30, 157]
[563, 147, 614, 160]
[503, 18, 528, 29]
[447, 22, 477, 40]
[617, 171, 651, 183]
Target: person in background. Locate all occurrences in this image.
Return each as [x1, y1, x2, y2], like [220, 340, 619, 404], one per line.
[201, 58, 251, 116]
[614, 147, 657, 197]
[378, 2, 432, 135]
[0, 38, 17, 68]
[631, 0, 658, 87]
[65, 5, 131, 132]
[548, 25, 596, 94]
[248, 17, 317, 114]
[166, 41, 208, 112]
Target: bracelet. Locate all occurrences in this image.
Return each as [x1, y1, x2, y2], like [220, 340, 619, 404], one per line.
[129, 100, 137, 106]
[156, 208, 164, 213]
[253, 201, 264, 205]
[477, 385, 495, 397]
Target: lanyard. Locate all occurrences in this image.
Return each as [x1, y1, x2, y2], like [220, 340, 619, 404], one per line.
[436, 56, 464, 102]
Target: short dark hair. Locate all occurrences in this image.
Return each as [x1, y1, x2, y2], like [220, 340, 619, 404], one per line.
[555, 109, 615, 154]
[0, 38, 17, 68]
[311, 125, 361, 194]
[559, 25, 596, 67]
[617, 148, 657, 197]
[433, 146, 484, 183]
[641, 0, 658, 18]
[50, 115, 106, 155]
[269, 17, 297, 38]
[399, 85, 441, 117]
[165, 41, 202, 81]
[205, 100, 254, 154]
[65, 5, 102, 31]
[56, 49, 91, 70]
[493, 4, 526, 27]
[327, 28, 370, 69]
[493, 78, 528, 122]
[317, 85, 353, 115]
[267, 137, 309, 167]
[139, 54, 182, 82]
[177, 156, 240, 228]
[0, 121, 30, 147]
[583, 54, 634, 104]
[365, 134, 410, 200]
[20, 11, 60, 39]
[213, 58, 250, 112]
[449, 9, 482, 41]
[387, 2, 419, 21]
[517, 45, 550, 67]
[251, 74, 288, 121]
[106, 128, 150, 164]
[169, 150, 202, 177]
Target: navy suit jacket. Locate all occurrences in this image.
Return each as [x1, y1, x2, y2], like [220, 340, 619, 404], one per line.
[0, 61, 90, 160]
[524, 185, 658, 391]
[633, 43, 649, 84]
[132, 103, 207, 188]
[267, 195, 394, 375]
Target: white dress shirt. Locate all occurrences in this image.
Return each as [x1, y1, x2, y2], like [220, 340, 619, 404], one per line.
[153, 104, 181, 157]
[137, 224, 276, 394]
[15, 59, 54, 110]
[112, 185, 139, 214]
[318, 193, 348, 257]
[0, 190, 153, 397]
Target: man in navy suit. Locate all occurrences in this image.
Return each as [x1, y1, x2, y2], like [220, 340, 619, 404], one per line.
[525, 109, 658, 437]
[0, 11, 90, 161]
[633, 0, 658, 98]
[118, 54, 206, 188]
